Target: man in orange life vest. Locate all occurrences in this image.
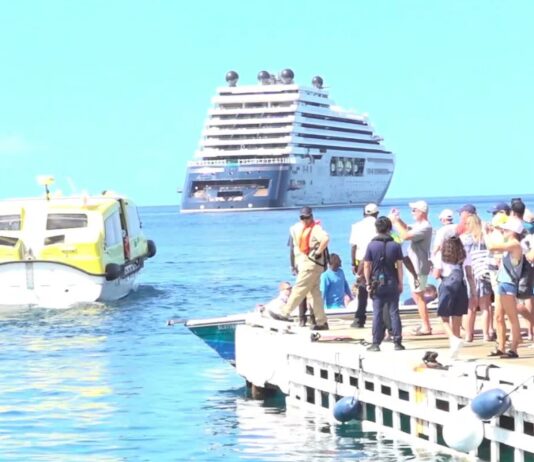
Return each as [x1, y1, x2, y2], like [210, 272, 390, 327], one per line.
[270, 206, 330, 330]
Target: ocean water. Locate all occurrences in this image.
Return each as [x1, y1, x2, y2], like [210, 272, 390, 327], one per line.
[0, 195, 532, 461]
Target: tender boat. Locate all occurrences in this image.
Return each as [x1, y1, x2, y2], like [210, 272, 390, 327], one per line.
[0, 176, 156, 308]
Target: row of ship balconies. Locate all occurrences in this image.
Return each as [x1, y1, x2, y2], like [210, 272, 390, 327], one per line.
[187, 157, 297, 167]
[194, 139, 390, 159]
[205, 113, 372, 134]
[198, 138, 385, 153]
[211, 86, 327, 108]
[202, 124, 377, 141]
[200, 127, 383, 149]
[208, 100, 367, 125]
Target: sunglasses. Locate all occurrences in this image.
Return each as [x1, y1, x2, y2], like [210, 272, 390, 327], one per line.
[300, 215, 311, 220]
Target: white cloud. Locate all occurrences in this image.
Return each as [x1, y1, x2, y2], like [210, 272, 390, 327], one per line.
[0, 134, 32, 155]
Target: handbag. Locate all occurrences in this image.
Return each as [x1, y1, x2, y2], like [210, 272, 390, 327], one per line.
[470, 242, 491, 282]
[503, 254, 534, 299]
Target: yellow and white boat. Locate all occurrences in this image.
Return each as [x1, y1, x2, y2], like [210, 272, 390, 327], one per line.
[0, 177, 156, 308]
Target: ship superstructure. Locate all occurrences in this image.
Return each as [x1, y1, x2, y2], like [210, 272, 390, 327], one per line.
[180, 69, 394, 212]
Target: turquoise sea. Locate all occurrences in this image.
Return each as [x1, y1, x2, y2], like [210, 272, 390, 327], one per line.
[0, 195, 532, 461]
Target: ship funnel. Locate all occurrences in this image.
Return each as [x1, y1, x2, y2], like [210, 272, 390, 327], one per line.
[280, 68, 294, 84]
[257, 70, 271, 85]
[312, 76, 324, 89]
[225, 70, 239, 87]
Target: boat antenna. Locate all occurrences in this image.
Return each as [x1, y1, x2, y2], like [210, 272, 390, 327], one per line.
[66, 176, 77, 195]
[36, 175, 55, 201]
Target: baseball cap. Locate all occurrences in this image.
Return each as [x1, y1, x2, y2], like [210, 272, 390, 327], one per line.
[499, 217, 524, 234]
[299, 206, 313, 218]
[438, 209, 454, 221]
[487, 201, 511, 214]
[409, 200, 428, 213]
[457, 204, 476, 214]
[364, 203, 379, 215]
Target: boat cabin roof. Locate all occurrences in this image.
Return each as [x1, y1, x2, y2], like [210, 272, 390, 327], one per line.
[0, 194, 130, 217]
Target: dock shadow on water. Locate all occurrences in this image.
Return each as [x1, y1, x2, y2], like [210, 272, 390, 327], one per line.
[199, 388, 457, 462]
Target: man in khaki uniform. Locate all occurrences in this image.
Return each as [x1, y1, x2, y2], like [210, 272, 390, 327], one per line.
[270, 206, 330, 330]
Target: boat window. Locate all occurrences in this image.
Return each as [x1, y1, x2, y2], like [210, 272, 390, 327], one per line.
[104, 212, 122, 247]
[0, 236, 18, 247]
[126, 204, 142, 235]
[46, 213, 88, 230]
[44, 235, 65, 245]
[0, 214, 21, 231]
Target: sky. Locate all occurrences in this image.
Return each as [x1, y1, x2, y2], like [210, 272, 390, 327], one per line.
[1, 1, 533, 206]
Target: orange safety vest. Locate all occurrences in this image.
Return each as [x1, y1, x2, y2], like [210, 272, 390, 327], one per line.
[298, 222, 316, 255]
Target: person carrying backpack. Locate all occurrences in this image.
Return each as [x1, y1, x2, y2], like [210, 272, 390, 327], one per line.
[363, 216, 405, 352]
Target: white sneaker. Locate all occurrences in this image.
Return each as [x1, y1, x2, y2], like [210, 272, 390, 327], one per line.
[449, 336, 463, 360]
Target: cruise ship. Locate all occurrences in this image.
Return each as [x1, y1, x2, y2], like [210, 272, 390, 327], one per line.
[180, 69, 395, 213]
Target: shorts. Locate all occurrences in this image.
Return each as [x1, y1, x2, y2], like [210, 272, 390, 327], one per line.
[489, 270, 499, 295]
[497, 282, 518, 297]
[408, 273, 427, 293]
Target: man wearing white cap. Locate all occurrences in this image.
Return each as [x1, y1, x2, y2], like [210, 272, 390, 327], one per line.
[348, 203, 379, 328]
[432, 209, 457, 258]
[390, 200, 433, 334]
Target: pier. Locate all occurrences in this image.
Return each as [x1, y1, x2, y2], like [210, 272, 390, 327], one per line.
[235, 314, 534, 461]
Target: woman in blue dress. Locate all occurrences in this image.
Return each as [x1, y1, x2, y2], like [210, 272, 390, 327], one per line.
[433, 236, 472, 359]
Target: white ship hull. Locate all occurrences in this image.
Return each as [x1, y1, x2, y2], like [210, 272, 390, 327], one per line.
[180, 70, 395, 213]
[181, 152, 393, 213]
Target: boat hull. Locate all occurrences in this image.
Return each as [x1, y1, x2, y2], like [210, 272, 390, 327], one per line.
[186, 314, 246, 365]
[0, 261, 140, 308]
[181, 164, 291, 212]
[185, 307, 358, 365]
[180, 155, 393, 213]
[185, 303, 435, 365]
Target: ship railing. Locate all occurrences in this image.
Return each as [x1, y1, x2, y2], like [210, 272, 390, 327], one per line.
[187, 157, 295, 167]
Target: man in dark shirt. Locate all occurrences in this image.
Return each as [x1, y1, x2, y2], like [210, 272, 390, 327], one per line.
[363, 216, 405, 351]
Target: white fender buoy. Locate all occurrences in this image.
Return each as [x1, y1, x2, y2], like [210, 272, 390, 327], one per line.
[333, 396, 360, 423]
[443, 406, 484, 453]
[471, 388, 511, 420]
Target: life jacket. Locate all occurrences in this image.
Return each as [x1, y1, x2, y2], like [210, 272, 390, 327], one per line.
[298, 222, 316, 255]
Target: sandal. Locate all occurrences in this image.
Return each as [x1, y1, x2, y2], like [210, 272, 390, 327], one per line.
[413, 329, 432, 336]
[500, 350, 519, 359]
[488, 349, 505, 357]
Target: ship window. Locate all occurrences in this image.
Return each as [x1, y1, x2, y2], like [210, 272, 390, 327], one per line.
[126, 203, 142, 235]
[353, 158, 365, 176]
[46, 213, 88, 230]
[330, 157, 337, 176]
[0, 214, 21, 231]
[105, 212, 122, 247]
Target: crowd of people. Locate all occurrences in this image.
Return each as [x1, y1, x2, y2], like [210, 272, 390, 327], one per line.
[264, 198, 534, 359]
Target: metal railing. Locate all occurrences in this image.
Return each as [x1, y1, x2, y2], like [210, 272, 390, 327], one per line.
[187, 157, 295, 167]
